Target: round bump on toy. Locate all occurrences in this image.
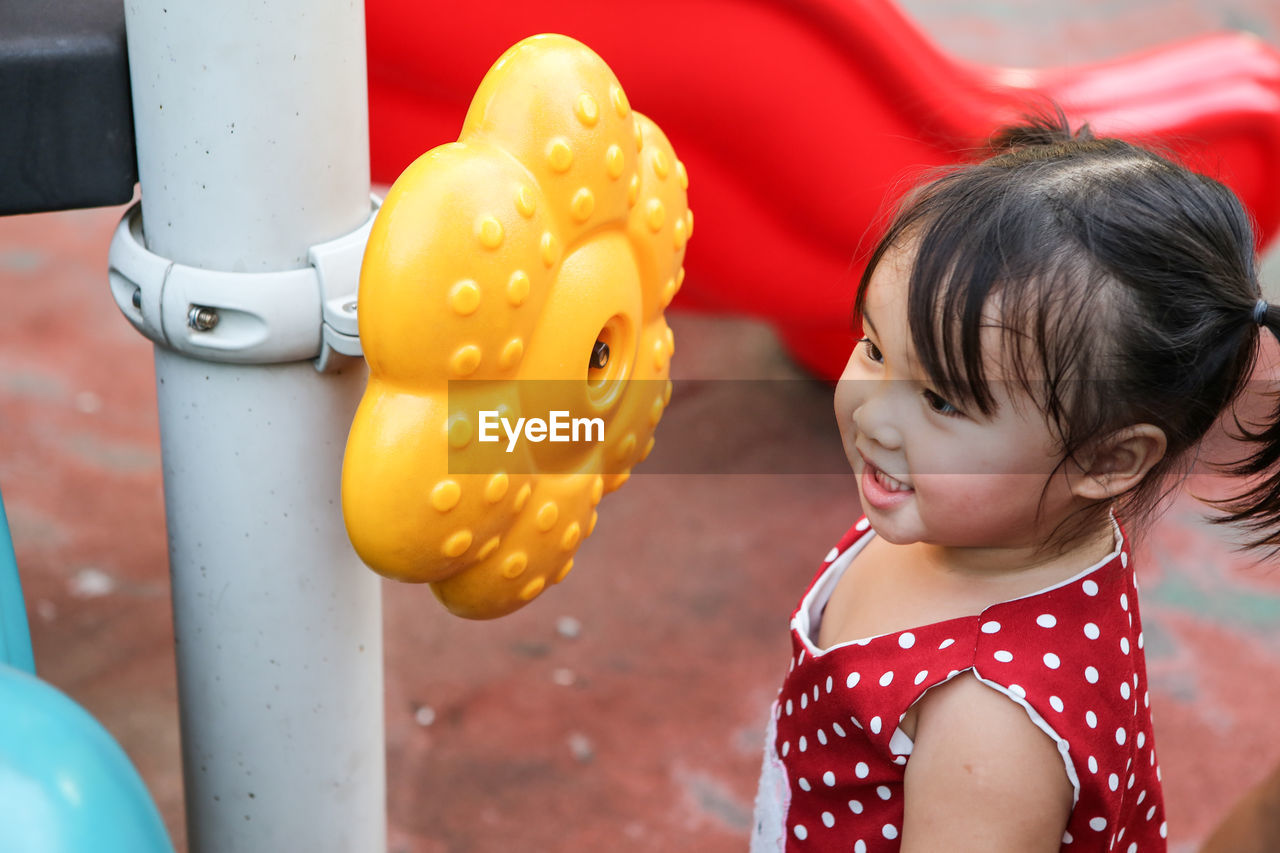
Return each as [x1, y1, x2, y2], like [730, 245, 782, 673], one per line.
[674, 217, 688, 251]
[450, 345, 482, 376]
[627, 175, 639, 206]
[561, 522, 581, 550]
[634, 119, 643, 151]
[499, 337, 524, 369]
[606, 145, 624, 179]
[507, 270, 530, 305]
[477, 216, 504, 249]
[430, 480, 461, 512]
[502, 551, 528, 579]
[617, 433, 637, 461]
[575, 92, 599, 127]
[447, 413, 473, 448]
[449, 279, 481, 315]
[514, 483, 532, 512]
[645, 198, 665, 232]
[650, 397, 664, 426]
[652, 338, 668, 371]
[515, 185, 537, 218]
[652, 149, 669, 180]
[611, 84, 629, 118]
[591, 476, 604, 506]
[547, 137, 574, 172]
[477, 536, 501, 560]
[641, 436, 655, 461]
[519, 577, 546, 601]
[685, 209, 694, 238]
[536, 501, 559, 531]
[553, 559, 574, 584]
[586, 511, 598, 535]
[661, 277, 677, 308]
[571, 188, 595, 222]
[540, 231, 559, 267]
[676, 160, 689, 190]
[485, 472, 509, 503]
[443, 529, 472, 557]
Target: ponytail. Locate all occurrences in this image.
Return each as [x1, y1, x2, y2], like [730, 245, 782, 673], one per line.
[1212, 300, 1280, 552]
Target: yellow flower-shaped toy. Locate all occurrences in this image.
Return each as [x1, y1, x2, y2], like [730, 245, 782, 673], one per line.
[342, 35, 691, 618]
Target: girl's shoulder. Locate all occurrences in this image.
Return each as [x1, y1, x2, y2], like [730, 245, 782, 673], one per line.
[974, 524, 1138, 660]
[966, 520, 1142, 704]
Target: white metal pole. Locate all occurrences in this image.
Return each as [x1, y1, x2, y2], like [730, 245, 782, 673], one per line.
[121, 3, 385, 852]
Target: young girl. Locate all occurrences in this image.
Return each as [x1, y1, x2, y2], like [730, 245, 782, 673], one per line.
[751, 114, 1279, 852]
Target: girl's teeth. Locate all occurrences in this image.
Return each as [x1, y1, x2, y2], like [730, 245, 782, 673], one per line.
[875, 468, 910, 492]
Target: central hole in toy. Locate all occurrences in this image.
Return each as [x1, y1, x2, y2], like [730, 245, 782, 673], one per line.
[586, 315, 630, 408]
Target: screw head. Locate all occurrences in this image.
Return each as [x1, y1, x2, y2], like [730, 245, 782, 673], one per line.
[343, 300, 358, 313]
[590, 340, 610, 370]
[188, 305, 219, 332]
[131, 288, 142, 309]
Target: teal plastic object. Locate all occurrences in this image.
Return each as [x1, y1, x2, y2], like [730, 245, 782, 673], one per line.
[0, 663, 175, 853]
[0, 490, 34, 674]
[0, 489, 172, 852]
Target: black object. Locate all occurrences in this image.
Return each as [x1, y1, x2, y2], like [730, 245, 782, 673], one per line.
[590, 340, 610, 369]
[0, 0, 137, 216]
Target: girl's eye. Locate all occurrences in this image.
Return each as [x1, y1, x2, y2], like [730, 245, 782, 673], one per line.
[922, 388, 962, 417]
[859, 338, 883, 364]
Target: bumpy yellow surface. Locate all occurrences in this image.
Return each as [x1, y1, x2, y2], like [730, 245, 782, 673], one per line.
[342, 34, 691, 618]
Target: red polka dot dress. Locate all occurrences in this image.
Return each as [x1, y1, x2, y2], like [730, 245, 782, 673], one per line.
[751, 517, 1166, 852]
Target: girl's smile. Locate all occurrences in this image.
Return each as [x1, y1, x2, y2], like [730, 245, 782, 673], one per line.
[858, 454, 915, 511]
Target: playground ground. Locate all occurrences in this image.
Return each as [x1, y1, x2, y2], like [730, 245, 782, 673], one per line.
[3, 1, 1280, 851]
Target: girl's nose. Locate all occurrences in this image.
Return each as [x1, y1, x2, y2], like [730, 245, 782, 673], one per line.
[852, 386, 904, 452]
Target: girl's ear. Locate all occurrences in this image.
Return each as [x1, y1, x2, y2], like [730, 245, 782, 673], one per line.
[1069, 425, 1168, 502]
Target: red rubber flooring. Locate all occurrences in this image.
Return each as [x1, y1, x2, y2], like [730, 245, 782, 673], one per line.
[3, 2, 1280, 851]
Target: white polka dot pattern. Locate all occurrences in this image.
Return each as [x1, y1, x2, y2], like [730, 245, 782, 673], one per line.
[753, 516, 1165, 852]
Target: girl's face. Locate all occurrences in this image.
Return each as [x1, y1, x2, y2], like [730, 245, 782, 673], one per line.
[834, 245, 1083, 553]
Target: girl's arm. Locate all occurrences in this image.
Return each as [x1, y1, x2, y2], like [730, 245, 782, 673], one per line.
[900, 672, 1073, 853]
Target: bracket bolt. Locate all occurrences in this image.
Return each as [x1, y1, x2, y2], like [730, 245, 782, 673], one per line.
[131, 288, 142, 309]
[590, 340, 610, 370]
[343, 300, 358, 313]
[188, 305, 219, 332]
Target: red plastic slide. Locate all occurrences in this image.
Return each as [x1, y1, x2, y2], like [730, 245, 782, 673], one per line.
[366, 0, 1280, 379]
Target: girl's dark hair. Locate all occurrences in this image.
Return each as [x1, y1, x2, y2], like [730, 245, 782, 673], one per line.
[854, 108, 1280, 550]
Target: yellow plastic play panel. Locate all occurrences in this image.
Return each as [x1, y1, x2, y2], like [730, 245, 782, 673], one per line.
[342, 34, 691, 618]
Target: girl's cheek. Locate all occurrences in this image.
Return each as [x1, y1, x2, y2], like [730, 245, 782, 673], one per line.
[833, 370, 865, 419]
[913, 476, 973, 509]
